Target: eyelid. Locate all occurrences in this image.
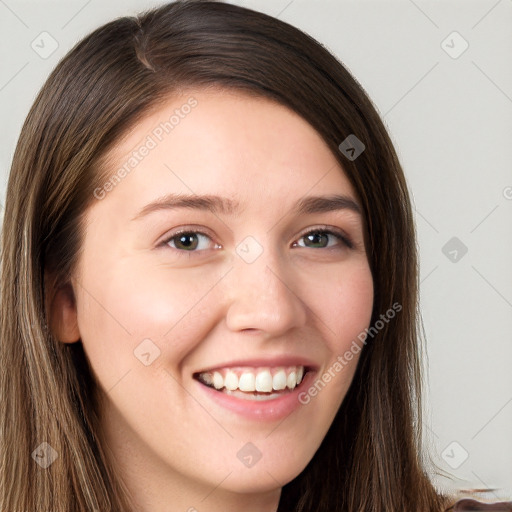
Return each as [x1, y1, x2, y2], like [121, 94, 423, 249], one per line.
[158, 225, 217, 245]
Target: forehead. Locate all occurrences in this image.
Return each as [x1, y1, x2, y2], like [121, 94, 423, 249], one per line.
[93, 88, 358, 219]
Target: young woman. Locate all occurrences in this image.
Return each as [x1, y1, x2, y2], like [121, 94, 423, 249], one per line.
[1, 1, 510, 511]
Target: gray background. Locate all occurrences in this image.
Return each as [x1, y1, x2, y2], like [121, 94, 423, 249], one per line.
[0, 0, 511, 500]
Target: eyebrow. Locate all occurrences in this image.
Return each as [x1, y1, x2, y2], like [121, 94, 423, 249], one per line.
[131, 193, 361, 221]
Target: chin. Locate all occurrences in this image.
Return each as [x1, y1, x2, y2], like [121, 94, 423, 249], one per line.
[218, 457, 310, 494]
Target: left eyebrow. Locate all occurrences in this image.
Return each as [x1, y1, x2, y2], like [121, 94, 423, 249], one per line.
[131, 193, 361, 221]
[294, 194, 361, 216]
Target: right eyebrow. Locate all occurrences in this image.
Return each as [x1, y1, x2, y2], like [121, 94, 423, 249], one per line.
[131, 193, 241, 221]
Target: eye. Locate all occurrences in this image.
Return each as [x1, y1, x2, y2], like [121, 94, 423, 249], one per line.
[162, 230, 220, 252]
[293, 227, 353, 250]
[160, 226, 353, 255]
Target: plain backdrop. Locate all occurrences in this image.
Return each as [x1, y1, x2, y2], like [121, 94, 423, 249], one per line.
[0, 0, 511, 500]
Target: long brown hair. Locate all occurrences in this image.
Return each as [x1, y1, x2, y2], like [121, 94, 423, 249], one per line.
[1, 1, 453, 510]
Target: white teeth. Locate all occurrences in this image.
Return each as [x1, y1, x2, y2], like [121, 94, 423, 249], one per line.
[255, 370, 273, 392]
[224, 370, 238, 391]
[201, 372, 213, 386]
[213, 371, 224, 390]
[272, 370, 287, 390]
[197, 366, 306, 394]
[238, 372, 255, 392]
[287, 371, 297, 389]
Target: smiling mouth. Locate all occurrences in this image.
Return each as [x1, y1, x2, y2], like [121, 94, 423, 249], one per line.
[193, 365, 309, 401]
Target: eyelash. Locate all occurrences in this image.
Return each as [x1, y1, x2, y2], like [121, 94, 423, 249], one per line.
[160, 226, 354, 255]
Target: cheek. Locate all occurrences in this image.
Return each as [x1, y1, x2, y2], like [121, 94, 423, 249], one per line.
[303, 258, 374, 350]
[74, 256, 228, 383]
[289, 258, 373, 401]
[298, 259, 373, 407]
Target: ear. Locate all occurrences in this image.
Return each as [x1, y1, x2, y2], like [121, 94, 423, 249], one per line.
[46, 275, 81, 344]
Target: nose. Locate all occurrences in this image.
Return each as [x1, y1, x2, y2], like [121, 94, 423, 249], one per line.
[223, 242, 308, 336]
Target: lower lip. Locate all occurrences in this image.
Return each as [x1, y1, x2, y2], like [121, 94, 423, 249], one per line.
[194, 370, 317, 421]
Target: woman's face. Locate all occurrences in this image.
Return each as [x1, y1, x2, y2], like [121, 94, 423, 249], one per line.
[56, 89, 374, 505]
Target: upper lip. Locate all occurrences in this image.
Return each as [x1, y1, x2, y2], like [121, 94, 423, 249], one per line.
[193, 356, 320, 375]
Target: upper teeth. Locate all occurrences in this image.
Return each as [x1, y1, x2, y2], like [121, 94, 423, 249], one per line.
[198, 366, 305, 393]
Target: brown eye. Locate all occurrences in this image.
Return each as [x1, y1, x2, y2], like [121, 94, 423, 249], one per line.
[164, 230, 217, 252]
[171, 233, 200, 251]
[302, 232, 330, 248]
[295, 228, 353, 250]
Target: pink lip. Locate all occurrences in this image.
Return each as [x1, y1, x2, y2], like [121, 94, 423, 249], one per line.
[193, 369, 317, 421]
[194, 356, 319, 374]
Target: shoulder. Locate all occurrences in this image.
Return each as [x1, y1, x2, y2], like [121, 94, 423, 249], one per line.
[445, 498, 512, 511]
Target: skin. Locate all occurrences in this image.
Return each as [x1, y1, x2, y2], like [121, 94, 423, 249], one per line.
[49, 89, 374, 512]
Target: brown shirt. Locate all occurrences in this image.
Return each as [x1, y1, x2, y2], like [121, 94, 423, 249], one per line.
[447, 499, 512, 511]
